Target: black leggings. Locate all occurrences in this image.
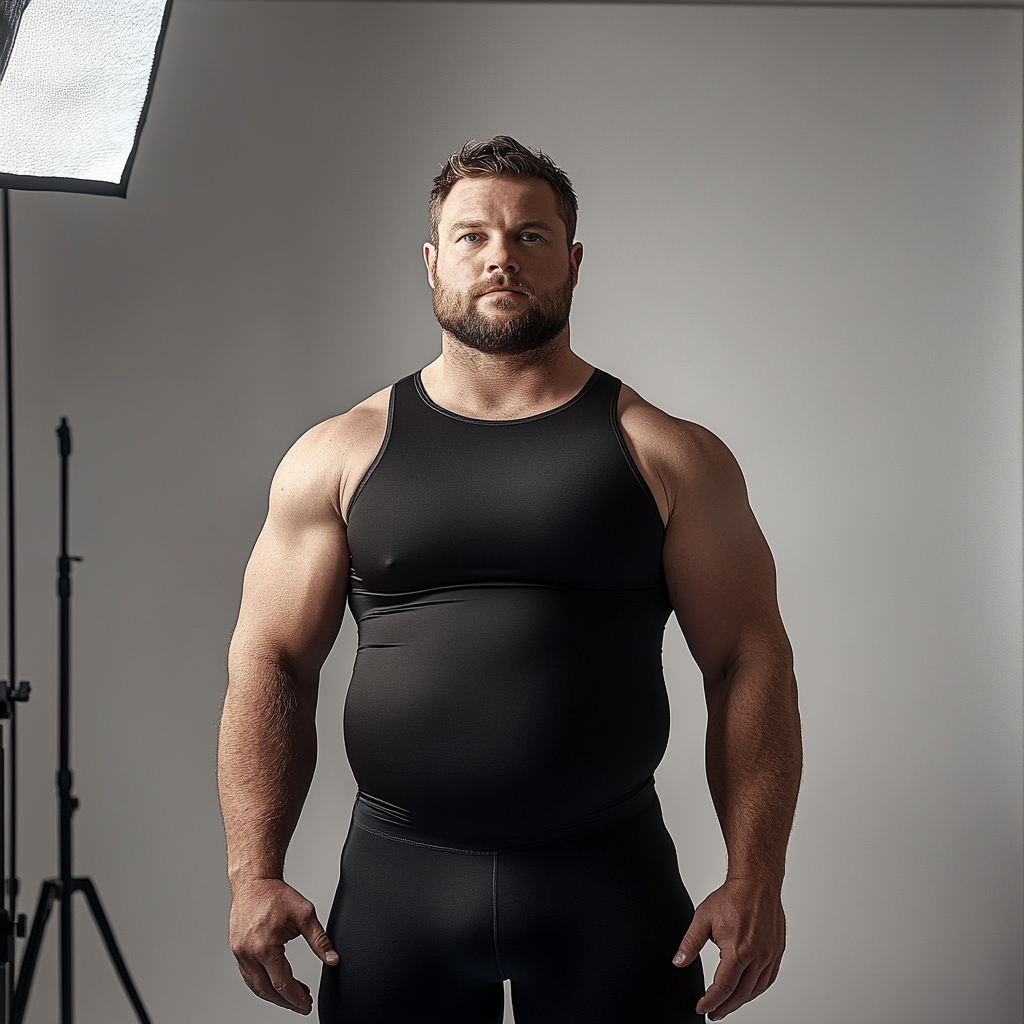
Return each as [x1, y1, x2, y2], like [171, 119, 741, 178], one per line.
[317, 797, 705, 1023]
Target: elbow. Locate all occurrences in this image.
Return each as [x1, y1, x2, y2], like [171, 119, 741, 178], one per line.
[703, 633, 799, 717]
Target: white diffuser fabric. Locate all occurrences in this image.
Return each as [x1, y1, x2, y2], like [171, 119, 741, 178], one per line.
[0, 0, 166, 182]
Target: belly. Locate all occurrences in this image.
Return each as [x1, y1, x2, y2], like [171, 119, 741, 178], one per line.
[344, 583, 672, 847]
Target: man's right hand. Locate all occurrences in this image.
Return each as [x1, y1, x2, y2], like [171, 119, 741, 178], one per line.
[229, 877, 339, 1015]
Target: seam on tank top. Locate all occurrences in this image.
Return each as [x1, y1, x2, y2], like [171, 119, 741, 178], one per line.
[492, 854, 507, 980]
[608, 377, 666, 524]
[413, 368, 601, 425]
[349, 580, 663, 600]
[355, 792, 657, 859]
[353, 821, 494, 855]
[344, 379, 398, 522]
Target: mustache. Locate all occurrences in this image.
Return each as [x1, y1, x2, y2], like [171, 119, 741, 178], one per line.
[470, 275, 535, 299]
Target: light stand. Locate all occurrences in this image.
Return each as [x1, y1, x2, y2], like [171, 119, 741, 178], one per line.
[12, 420, 152, 1024]
[0, 3, 174, 1020]
[0, 184, 28, 1024]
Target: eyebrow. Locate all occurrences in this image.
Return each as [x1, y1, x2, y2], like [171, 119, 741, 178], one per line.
[447, 219, 557, 236]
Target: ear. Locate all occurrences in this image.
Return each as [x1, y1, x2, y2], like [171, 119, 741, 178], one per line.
[423, 243, 437, 289]
[569, 241, 583, 288]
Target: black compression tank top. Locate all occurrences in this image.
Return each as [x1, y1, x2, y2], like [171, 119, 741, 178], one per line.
[344, 368, 673, 850]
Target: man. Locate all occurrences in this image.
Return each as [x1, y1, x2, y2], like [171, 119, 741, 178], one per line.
[218, 136, 801, 1024]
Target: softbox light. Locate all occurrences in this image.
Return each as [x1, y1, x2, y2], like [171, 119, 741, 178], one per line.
[0, 3, 173, 1022]
[0, 0, 173, 197]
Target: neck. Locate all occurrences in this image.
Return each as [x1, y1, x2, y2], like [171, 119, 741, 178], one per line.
[421, 327, 593, 420]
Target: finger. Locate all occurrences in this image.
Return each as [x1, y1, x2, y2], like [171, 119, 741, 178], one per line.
[672, 911, 711, 968]
[297, 906, 339, 967]
[704, 959, 771, 1021]
[261, 945, 315, 1015]
[749, 955, 781, 1001]
[695, 949, 749, 1017]
[235, 955, 300, 1012]
[749, 958, 778, 999]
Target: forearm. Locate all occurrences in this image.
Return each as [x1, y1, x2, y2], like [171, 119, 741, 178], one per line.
[704, 638, 802, 891]
[218, 646, 318, 886]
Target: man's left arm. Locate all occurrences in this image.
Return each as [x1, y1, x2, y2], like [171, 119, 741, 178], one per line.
[654, 419, 802, 1021]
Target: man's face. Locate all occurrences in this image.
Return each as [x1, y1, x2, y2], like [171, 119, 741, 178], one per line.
[424, 176, 584, 356]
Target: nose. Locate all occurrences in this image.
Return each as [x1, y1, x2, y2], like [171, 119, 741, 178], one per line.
[485, 236, 520, 277]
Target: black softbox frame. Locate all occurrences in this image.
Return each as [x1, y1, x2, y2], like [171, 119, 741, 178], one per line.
[0, 0, 174, 198]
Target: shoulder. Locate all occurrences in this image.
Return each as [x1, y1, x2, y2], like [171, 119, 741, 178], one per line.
[616, 382, 747, 525]
[270, 384, 392, 523]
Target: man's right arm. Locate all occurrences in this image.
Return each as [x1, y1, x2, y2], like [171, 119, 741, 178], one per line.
[218, 419, 351, 1015]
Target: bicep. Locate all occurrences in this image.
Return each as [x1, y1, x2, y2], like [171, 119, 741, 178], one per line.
[229, 458, 349, 688]
[663, 438, 788, 685]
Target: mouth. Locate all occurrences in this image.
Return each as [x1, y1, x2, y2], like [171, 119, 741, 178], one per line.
[480, 288, 527, 298]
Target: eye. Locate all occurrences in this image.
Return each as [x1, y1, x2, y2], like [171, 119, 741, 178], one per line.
[458, 232, 480, 243]
[521, 232, 543, 242]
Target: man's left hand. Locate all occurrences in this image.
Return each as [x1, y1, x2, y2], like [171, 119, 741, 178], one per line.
[672, 878, 786, 1021]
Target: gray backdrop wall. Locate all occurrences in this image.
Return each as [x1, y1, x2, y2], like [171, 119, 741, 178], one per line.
[7, 1, 1021, 1022]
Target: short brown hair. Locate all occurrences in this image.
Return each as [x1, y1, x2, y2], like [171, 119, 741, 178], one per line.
[430, 136, 578, 250]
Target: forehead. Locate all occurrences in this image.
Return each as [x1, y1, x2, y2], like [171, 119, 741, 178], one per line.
[439, 175, 562, 232]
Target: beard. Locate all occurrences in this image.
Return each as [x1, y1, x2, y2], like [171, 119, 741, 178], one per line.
[432, 269, 574, 356]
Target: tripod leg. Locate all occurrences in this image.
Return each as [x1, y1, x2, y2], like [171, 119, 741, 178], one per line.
[12, 879, 60, 1024]
[61, 869, 73, 1024]
[74, 879, 152, 1024]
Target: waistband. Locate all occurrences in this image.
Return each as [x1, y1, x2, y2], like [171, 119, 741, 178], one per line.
[352, 777, 658, 854]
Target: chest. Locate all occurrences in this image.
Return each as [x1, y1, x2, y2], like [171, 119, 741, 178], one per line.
[346, 387, 665, 594]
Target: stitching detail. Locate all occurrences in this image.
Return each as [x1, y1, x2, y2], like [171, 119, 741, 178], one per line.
[345, 379, 398, 522]
[353, 821, 494, 856]
[414, 367, 600, 425]
[608, 376, 666, 524]
[492, 854, 507, 980]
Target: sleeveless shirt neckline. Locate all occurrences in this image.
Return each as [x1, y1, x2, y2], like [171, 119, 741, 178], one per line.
[413, 367, 601, 425]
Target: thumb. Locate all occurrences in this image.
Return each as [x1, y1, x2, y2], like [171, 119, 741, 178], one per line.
[673, 911, 711, 968]
[299, 911, 339, 967]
